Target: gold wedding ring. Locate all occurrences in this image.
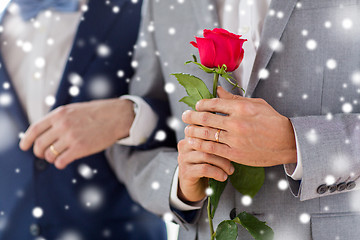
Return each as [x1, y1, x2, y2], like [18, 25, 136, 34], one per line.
[50, 145, 60, 157]
[215, 129, 221, 143]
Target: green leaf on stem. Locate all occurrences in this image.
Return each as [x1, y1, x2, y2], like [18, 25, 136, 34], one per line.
[209, 178, 228, 218]
[179, 96, 198, 110]
[236, 212, 274, 240]
[172, 74, 213, 105]
[230, 163, 265, 198]
[215, 220, 238, 240]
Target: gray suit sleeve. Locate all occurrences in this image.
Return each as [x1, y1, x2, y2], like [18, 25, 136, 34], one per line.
[289, 114, 360, 201]
[128, 0, 168, 101]
[106, 0, 200, 229]
[106, 145, 178, 216]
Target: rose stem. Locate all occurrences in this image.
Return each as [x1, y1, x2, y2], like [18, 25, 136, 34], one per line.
[208, 72, 220, 240]
[213, 73, 220, 98]
[207, 197, 215, 240]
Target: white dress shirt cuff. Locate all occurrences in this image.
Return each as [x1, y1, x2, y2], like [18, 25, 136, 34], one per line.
[170, 167, 206, 211]
[117, 95, 158, 146]
[284, 123, 303, 180]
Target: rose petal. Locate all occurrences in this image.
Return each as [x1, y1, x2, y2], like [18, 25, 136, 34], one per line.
[227, 38, 247, 71]
[201, 29, 247, 71]
[239, 48, 245, 64]
[233, 48, 245, 71]
[203, 31, 234, 69]
[211, 28, 243, 39]
[195, 37, 216, 68]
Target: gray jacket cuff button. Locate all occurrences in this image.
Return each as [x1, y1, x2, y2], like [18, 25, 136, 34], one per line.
[317, 184, 328, 194]
[328, 184, 337, 193]
[337, 182, 347, 191]
[346, 181, 356, 190]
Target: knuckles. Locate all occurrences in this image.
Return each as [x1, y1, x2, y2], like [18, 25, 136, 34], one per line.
[237, 101, 252, 114]
[203, 141, 216, 153]
[184, 125, 191, 136]
[33, 140, 45, 157]
[254, 98, 266, 104]
[177, 139, 187, 152]
[199, 164, 226, 182]
[33, 149, 42, 158]
[53, 105, 76, 126]
[178, 150, 228, 181]
[233, 101, 257, 116]
[226, 118, 252, 136]
[178, 165, 197, 182]
[186, 125, 211, 140]
[66, 130, 78, 143]
[190, 138, 201, 150]
[55, 105, 69, 118]
[198, 164, 209, 176]
[28, 124, 39, 135]
[195, 99, 206, 110]
[231, 94, 240, 100]
[197, 98, 220, 112]
[74, 139, 85, 149]
[199, 112, 210, 124]
[203, 127, 211, 139]
[177, 154, 193, 179]
[192, 139, 215, 153]
[44, 150, 55, 163]
[58, 118, 72, 130]
[211, 98, 221, 105]
[206, 98, 221, 111]
[200, 152, 211, 161]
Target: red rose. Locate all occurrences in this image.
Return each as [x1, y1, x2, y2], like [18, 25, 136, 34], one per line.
[190, 28, 247, 72]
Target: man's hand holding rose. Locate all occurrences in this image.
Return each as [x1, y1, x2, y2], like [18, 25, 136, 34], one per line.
[177, 86, 298, 202]
[177, 137, 235, 203]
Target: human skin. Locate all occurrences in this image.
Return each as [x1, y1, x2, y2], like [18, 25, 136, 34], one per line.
[19, 98, 135, 169]
[178, 86, 297, 202]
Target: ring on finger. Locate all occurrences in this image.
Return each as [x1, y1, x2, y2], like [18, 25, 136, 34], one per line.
[215, 129, 221, 143]
[49, 144, 60, 157]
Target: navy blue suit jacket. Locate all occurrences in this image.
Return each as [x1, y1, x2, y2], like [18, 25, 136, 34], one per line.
[0, 1, 168, 239]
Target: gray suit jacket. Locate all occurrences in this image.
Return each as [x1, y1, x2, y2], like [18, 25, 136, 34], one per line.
[106, 0, 360, 239]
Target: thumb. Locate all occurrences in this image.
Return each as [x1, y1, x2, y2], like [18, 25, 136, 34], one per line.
[217, 86, 241, 100]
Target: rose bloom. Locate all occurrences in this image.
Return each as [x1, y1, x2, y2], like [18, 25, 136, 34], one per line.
[190, 28, 247, 72]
